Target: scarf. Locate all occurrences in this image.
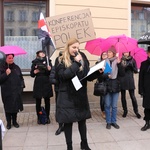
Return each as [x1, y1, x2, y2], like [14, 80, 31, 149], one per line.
[121, 55, 132, 67]
[108, 57, 118, 79]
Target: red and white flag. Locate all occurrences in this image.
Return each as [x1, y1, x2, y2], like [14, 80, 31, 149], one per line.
[38, 12, 56, 57]
[38, 12, 50, 35]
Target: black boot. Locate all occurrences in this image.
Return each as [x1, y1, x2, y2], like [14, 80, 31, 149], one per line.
[121, 90, 128, 118]
[12, 113, 19, 128]
[67, 142, 73, 150]
[55, 123, 64, 135]
[135, 112, 141, 119]
[6, 112, 11, 130]
[141, 120, 150, 131]
[122, 110, 128, 118]
[130, 90, 141, 119]
[80, 140, 91, 150]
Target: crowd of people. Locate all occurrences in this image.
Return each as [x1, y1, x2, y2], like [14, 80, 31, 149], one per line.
[0, 38, 150, 150]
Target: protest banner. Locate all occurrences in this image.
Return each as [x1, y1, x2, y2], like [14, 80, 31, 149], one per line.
[46, 8, 96, 48]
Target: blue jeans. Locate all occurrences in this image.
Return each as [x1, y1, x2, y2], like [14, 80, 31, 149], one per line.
[104, 92, 119, 124]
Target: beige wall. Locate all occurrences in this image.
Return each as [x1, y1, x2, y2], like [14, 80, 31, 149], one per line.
[51, 0, 131, 64]
[0, 0, 146, 112]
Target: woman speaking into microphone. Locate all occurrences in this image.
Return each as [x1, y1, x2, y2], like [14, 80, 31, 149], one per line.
[55, 38, 96, 150]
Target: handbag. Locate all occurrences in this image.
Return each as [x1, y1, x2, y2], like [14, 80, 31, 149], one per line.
[93, 80, 107, 96]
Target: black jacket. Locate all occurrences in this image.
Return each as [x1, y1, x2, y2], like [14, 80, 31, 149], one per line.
[106, 63, 125, 93]
[55, 52, 92, 123]
[138, 58, 150, 108]
[0, 63, 24, 113]
[119, 56, 138, 90]
[30, 57, 53, 99]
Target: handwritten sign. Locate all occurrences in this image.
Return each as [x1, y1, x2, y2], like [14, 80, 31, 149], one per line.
[46, 9, 96, 48]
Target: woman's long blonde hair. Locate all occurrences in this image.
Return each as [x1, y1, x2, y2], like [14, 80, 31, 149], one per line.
[59, 38, 80, 68]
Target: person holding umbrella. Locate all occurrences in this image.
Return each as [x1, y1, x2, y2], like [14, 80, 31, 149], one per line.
[95, 52, 110, 119]
[139, 46, 150, 131]
[0, 54, 25, 129]
[30, 50, 53, 124]
[104, 46, 125, 129]
[119, 52, 141, 118]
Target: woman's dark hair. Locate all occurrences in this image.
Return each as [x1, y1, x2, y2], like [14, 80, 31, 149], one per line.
[6, 54, 14, 57]
[36, 50, 45, 56]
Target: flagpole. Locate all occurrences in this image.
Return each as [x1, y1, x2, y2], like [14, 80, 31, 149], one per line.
[42, 37, 50, 66]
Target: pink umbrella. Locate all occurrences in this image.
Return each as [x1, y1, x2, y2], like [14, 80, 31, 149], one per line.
[130, 47, 147, 69]
[85, 38, 107, 56]
[85, 35, 138, 59]
[101, 34, 138, 58]
[0, 45, 27, 56]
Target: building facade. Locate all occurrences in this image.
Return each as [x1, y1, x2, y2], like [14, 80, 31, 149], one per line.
[0, 0, 149, 112]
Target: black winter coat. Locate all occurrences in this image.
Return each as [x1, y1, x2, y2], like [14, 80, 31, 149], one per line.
[55, 52, 92, 123]
[138, 58, 150, 108]
[30, 57, 53, 99]
[0, 63, 24, 113]
[119, 56, 138, 90]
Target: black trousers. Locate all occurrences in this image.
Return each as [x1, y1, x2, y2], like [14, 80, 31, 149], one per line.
[121, 89, 139, 113]
[100, 96, 105, 112]
[64, 120, 87, 145]
[144, 108, 150, 121]
[5, 112, 18, 124]
[36, 98, 50, 118]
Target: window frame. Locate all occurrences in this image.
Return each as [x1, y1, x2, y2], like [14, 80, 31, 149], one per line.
[0, 0, 49, 46]
[0, 0, 49, 72]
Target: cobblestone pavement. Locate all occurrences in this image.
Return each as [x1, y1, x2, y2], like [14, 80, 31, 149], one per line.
[1, 105, 150, 150]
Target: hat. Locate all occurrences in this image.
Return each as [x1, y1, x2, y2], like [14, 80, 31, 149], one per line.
[108, 46, 117, 55]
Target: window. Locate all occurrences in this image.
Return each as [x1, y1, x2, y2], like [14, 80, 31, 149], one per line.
[20, 28, 27, 36]
[140, 25, 145, 32]
[33, 29, 39, 36]
[131, 5, 150, 40]
[139, 12, 144, 20]
[5, 29, 13, 36]
[2, 1, 47, 70]
[19, 10, 27, 22]
[32, 11, 39, 22]
[6, 11, 14, 22]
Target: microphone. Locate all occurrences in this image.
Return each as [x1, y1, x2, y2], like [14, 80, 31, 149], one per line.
[74, 51, 81, 63]
[74, 51, 78, 57]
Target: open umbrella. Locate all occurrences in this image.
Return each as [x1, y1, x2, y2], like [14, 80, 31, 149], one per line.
[130, 47, 147, 69]
[0, 45, 27, 56]
[85, 35, 138, 58]
[101, 34, 138, 58]
[85, 38, 106, 56]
